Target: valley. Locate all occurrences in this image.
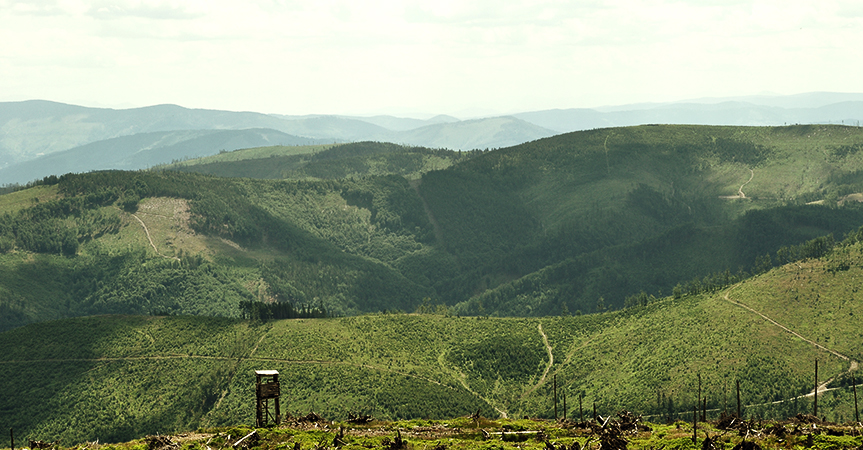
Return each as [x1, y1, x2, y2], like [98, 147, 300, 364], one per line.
[2, 123, 863, 446]
[3, 240, 863, 444]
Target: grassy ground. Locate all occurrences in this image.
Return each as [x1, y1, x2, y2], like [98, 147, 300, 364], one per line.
[0, 184, 60, 214]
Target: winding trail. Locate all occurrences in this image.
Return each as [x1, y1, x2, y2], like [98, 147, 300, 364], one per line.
[130, 212, 180, 261]
[645, 287, 860, 419]
[722, 285, 859, 397]
[538, 324, 554, 383]
[438, 350, 509, 418]
[521, 323, 555, 399]
[719, 168, 755, 199]
[738, 168, 754, 198]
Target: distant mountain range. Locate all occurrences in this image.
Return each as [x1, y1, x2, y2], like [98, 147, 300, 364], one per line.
[2, 92, 863, 184]
[513, 92, 863, 133]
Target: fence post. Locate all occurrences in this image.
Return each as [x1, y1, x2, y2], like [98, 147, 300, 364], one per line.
[814, 360, 819, 418]
[692, 404, 697, 445]
[553, 375, 558, 420]
[563, 391, 567, 421]
[736, 380, 741, 418]
[579, 393, 584, 422]
[853, 372, 859, 424]
[698, 373, 702, 420]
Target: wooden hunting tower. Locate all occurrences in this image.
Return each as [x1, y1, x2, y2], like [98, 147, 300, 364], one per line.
[255, 370, 281, 427]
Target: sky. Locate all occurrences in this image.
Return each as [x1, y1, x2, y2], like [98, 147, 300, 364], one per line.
[2, 0, 862, 117]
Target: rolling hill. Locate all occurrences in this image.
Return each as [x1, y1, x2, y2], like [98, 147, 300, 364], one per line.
[514, 93, 863, 133]
[0, 101, 555, 185]
[163, 141, 472, 180]
[0, 101, 301, 166]
[3, 125, 863, 334]
[2, 233, 861, 443]
[5, 93, 863, 186]
[2, 123, 863, 445]
[0, 129, 332, 185]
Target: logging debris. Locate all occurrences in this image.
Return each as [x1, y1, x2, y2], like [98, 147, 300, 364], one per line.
[146, 435, 178, 450]
[347, 412, 374, 424]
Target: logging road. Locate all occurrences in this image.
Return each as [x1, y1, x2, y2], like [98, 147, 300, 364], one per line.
[723, 284, 859, 396]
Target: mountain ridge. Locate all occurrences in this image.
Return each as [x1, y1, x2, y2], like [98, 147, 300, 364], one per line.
[4, 124, 863, 332]
[4, 93, 863, 184]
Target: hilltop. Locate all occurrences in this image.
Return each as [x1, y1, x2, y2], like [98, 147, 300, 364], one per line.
[162, 141, 470, 180]
[0, 101, 553, 184]
[4, 93, 863, 185]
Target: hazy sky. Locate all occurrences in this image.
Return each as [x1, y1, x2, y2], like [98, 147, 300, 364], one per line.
[2, 0, 862, 117]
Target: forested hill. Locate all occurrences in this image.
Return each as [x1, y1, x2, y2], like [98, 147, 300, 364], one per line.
[3, 229, 863, 443]
[3, 125, 863, 331]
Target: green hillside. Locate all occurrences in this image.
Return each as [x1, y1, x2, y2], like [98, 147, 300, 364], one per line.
[3, 125, 863, 331]
[163, 142, 469, 180]
[2, 232, 862, 444]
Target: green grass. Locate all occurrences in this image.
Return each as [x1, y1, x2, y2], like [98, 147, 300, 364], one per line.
[0, 184, 60, 214]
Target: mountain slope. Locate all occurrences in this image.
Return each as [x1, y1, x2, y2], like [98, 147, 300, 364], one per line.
[0, 128, 330, 185]
[514, 101, 863, 133]
[165, 141, 471, 180]
[395, 116, 557, 150]
[3, 125, 863, 331]
[0, 101, 555, 177]
[2, 235, 861, 443]
[0, 101, 303, 166]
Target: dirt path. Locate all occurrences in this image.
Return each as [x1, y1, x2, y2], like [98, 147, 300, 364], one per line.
[644, 289, 861, 419]
[538, 324, 554, 383]
[738, 168, 754, 198]
[521, 323, 554, 399]
[130, 212, 180, 261]
[249, 333, 268, 357]
[722, 285, 859, 396]
[719, 168, 755, 199]
[437, 350, 509, 418]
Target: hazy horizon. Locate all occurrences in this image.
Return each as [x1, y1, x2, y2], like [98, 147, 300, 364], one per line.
[3, 1, 862, 117]
[6, 91, 863, 122]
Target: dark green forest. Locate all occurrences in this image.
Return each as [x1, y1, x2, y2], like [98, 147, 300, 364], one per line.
[4, 126, 863, 331]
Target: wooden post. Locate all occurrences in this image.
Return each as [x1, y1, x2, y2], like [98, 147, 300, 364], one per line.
[553, 375, 558, 420]
[579, 394, 584, 423]
[563, 391, 567, 421]
[736, 380, 741, 418]
[698, 373, 705, 421]
[814, 360, 819, 418]
[703, 397, 707, 422]
[698, 373, 702, 420]
[10, 428, 13, 450]
[692, 404, 697, 445]
[853, 372, 859, 423]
